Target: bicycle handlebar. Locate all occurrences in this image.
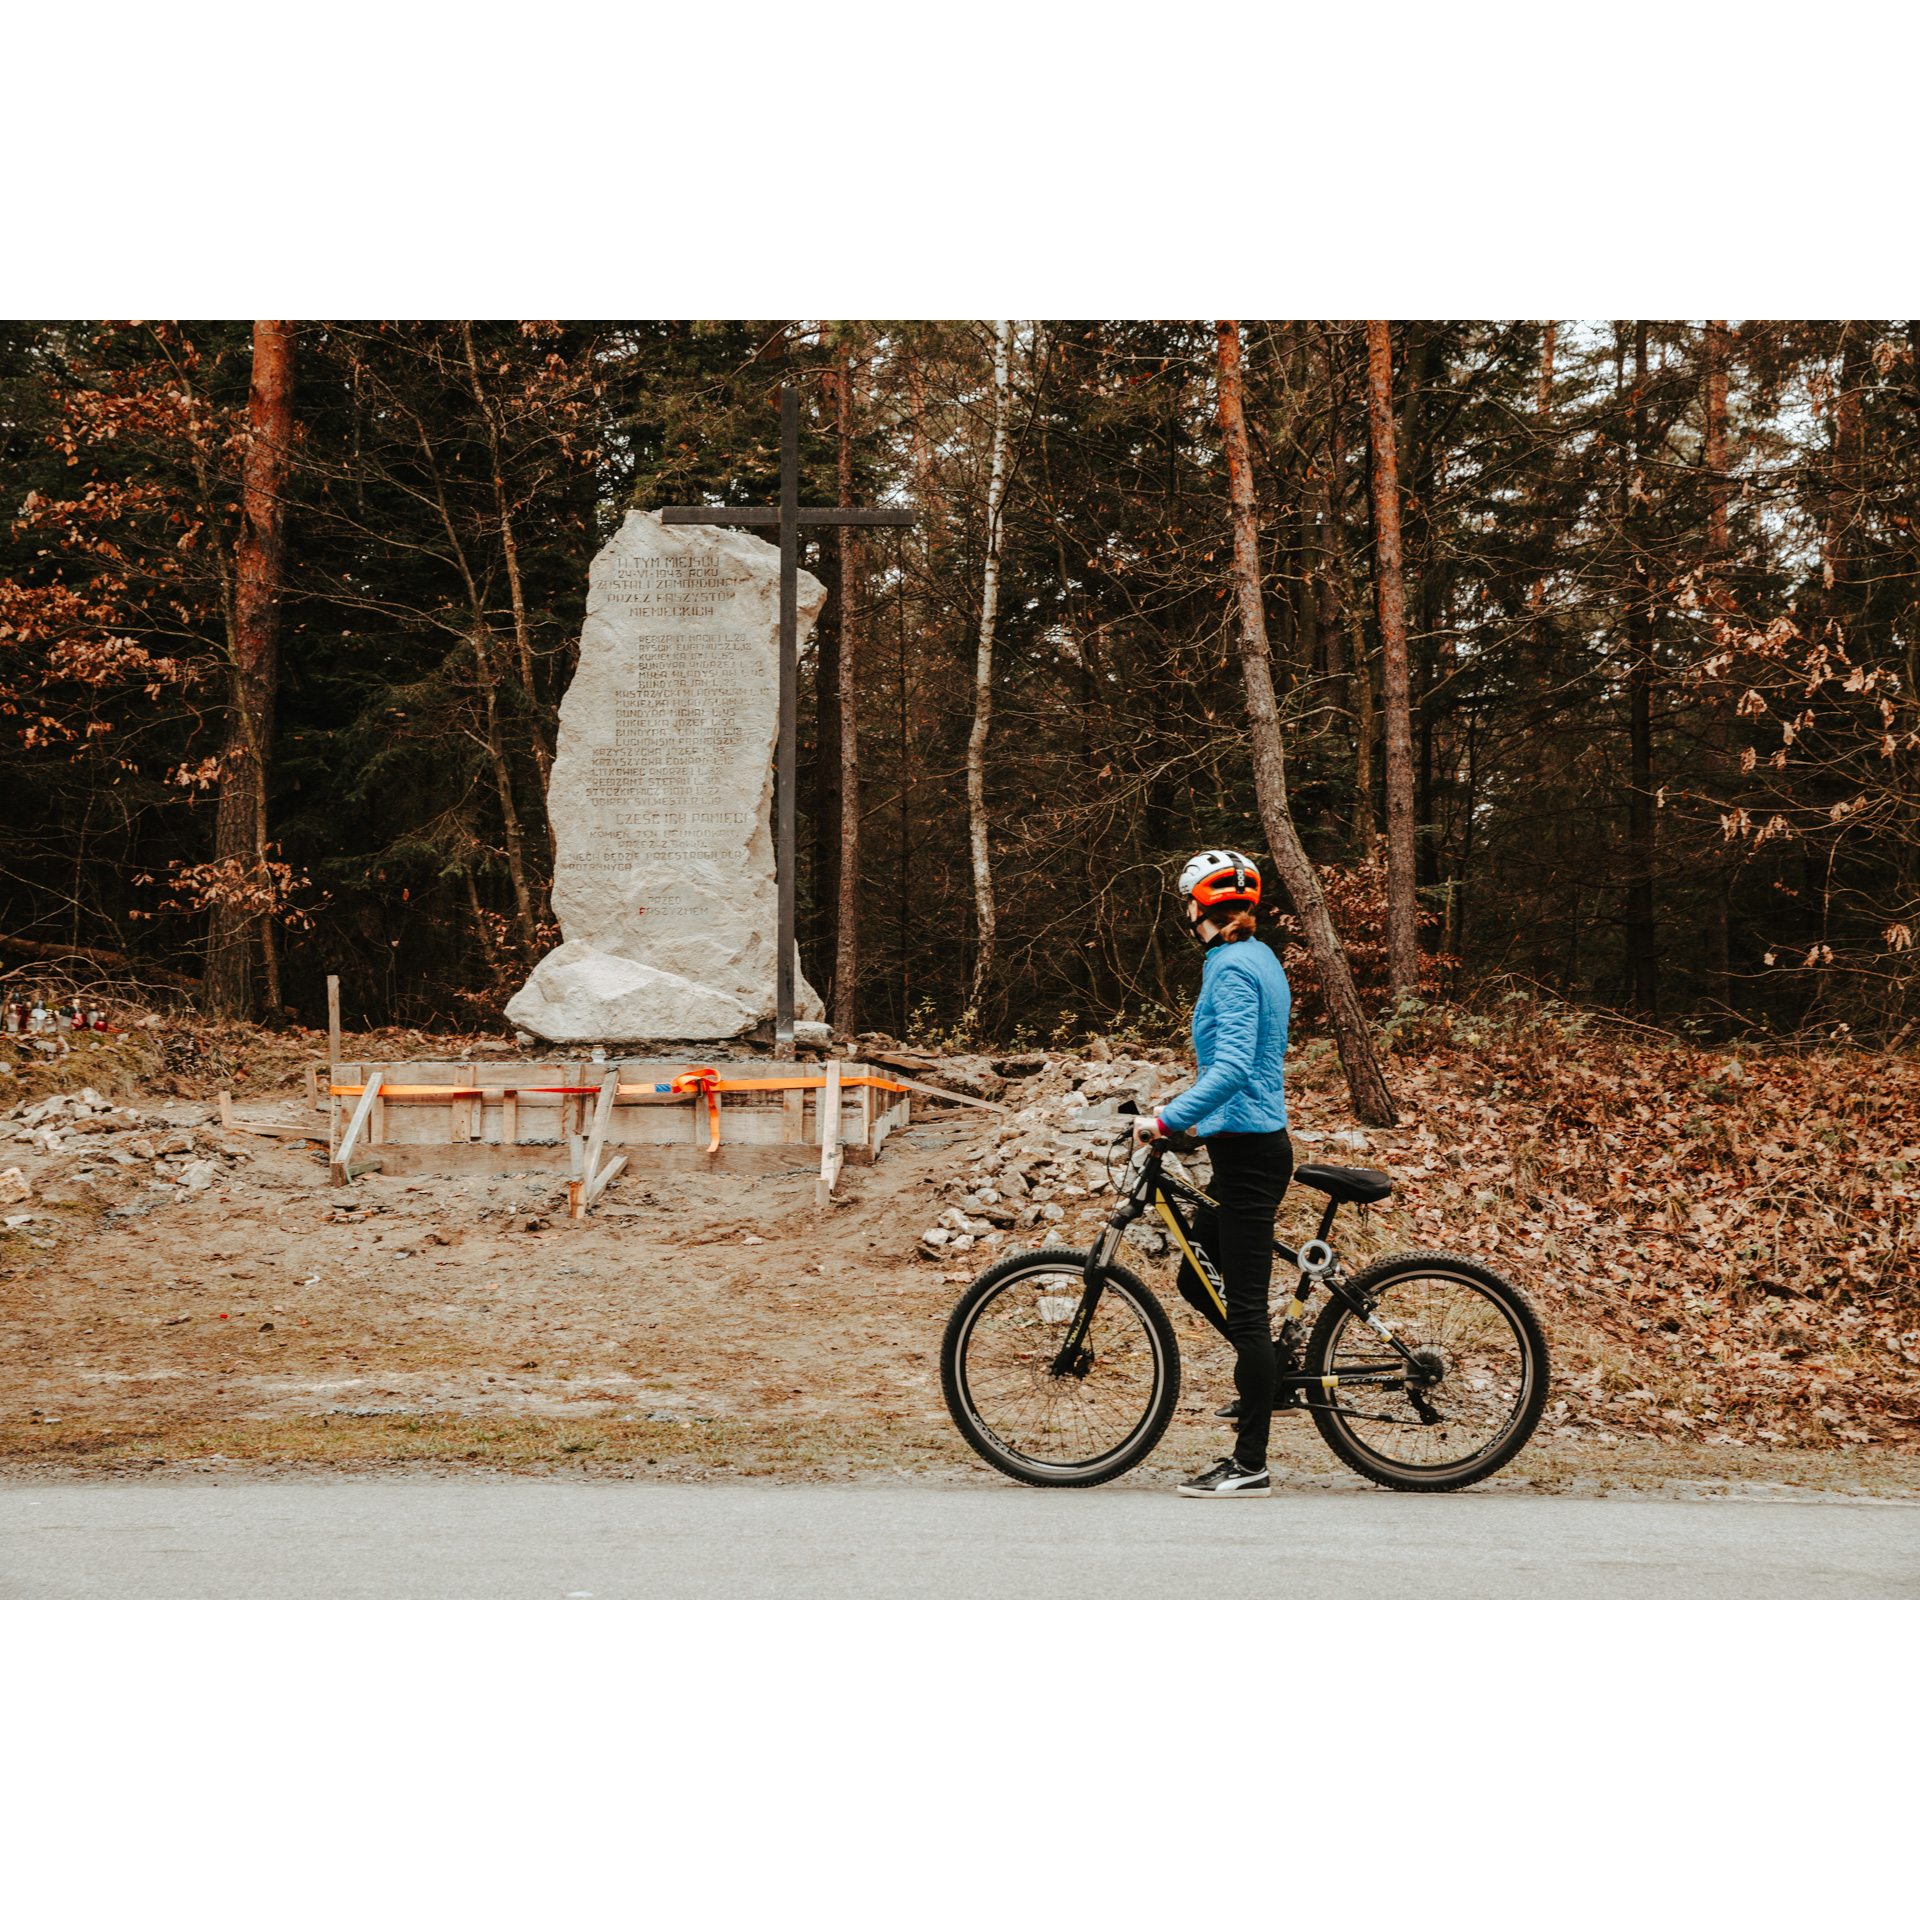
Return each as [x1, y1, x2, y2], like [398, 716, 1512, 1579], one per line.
[1115, 1099, 1196, 1156]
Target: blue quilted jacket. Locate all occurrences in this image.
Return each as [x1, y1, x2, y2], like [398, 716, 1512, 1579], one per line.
[1157, 936, 1290, 1138]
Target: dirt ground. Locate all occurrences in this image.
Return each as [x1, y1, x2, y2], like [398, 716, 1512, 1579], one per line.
[2, 1026, 1916, 1503]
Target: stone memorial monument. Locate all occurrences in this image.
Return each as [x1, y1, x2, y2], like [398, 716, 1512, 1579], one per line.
[505, 510, 828, 1042]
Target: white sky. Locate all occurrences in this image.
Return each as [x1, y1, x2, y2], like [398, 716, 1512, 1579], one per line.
[8, 4, 1915, 318]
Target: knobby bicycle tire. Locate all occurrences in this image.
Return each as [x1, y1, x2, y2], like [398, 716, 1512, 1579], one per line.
[941, 1248, 1181, 1488]
[1303, 1249, 1551, 1492]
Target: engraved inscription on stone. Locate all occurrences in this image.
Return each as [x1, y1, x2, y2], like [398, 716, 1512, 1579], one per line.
[505, 512, 826, 1041]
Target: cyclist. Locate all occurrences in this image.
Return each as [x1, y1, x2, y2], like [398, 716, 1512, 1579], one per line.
[1133, 849, 1293, 1497]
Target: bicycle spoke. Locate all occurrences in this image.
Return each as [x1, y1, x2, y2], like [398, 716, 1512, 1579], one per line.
[958, 1269, 1162, 1470]
[1323, 1272, 1534, 1473]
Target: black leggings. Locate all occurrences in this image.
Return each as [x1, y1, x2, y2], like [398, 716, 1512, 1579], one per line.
[1173, 1129, 1293, 1470]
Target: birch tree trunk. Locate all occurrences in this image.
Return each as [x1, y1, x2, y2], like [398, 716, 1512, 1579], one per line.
[1314, 330, 1353, 691]
[408, 412, 540, 954]
[1703, 320, 1733, 1020]
[899, 339, 940, 1024]
[964, 320, 1011, 1027]
[1316, 329, 1372, 851]
[1705, 322, 1729, 561]
[833, 336, 864, 1033]
[472, 620, 541, 955]
[1364, 321, 1420, 1001]
[1625, 322, 1658, 1018]
[1218, 322, 1396, 1128]
[208, 320, 294, 1019]
[1315, 462, 1347, 688]
[1355, 630, 1378, 858]
[1824, 324, 1867, 629]
[1530, 321, 1557, 616]
[459, 322, 553, 795]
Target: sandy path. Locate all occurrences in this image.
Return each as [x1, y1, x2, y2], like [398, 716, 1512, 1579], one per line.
[2, 1101, 1017, 1435]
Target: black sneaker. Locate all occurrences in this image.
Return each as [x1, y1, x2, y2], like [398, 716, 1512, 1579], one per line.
[1177, 1456, 1271, 1498]
[1212, 1398, 1241, 1422]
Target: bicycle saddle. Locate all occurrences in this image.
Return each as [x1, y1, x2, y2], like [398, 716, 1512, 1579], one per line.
[1293, 1162, 1394, 1206]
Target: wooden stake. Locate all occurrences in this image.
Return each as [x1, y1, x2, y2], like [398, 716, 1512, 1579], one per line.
[816, 1058, 844, 1205]
[568, 1132, 586, 1219]
[330, 1070, 384, 1186]
[218, 1090, 235, 1131]
[303, 1063, 319, 1110]
[326, 976, 343, 1161]
[501, 1087, 518, 1146]
[586, 1150, 628, 1204]
[580, 1070, 617, 1204]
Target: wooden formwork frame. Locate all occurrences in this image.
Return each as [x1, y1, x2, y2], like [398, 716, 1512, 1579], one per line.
[318, 1056, 943, 1210]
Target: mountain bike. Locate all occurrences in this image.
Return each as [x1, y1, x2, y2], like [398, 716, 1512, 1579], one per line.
[939, 1117, 1551, 1492]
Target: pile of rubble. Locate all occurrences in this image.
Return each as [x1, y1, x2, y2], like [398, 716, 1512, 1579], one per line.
[0, 1087, 266, 1226]
[905, 1051, 1194, 1266]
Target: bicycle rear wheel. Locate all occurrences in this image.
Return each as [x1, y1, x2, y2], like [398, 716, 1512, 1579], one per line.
[1303, 1251, 1550, 1492]
[941, 1249, 1180, 1488]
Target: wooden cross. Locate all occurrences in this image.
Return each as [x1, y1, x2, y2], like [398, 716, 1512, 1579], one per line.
[660, 384, 913, 1058]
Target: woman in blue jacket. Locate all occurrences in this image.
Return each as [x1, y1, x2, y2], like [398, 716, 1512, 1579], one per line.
[1134, 850, 1293, 1498]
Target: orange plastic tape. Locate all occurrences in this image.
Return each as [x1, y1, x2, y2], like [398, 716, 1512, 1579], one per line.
[666, 1071, 917, 1156]
[327, 1077, 914, 1098]
[671, 1068, 724, 1154]
[326, 1073, 916, 1163]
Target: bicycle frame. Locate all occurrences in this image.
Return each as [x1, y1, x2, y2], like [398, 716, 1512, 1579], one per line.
[1052, 1140, 1444, 1419]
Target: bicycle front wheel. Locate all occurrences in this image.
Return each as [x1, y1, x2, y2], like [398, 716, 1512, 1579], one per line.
[941, 1248, 1181, 1488]
[1303, 1251, 1550, 1492]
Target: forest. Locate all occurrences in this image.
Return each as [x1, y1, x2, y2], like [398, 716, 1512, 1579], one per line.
[1, 319, 1915, 1055]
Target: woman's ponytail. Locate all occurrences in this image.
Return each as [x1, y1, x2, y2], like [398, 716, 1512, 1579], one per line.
[1220, 909, 1257, 943]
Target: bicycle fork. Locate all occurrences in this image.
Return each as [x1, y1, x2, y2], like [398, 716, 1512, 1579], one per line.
[1045, 1214, 1136, 1378]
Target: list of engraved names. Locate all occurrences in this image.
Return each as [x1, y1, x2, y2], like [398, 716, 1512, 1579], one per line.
[578, 553, 762, 875]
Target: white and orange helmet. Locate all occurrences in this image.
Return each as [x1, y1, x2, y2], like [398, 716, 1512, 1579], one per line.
[1177, 849, 1262, 915]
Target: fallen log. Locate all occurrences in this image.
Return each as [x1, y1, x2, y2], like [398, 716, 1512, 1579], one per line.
[0, 932, 197, 992]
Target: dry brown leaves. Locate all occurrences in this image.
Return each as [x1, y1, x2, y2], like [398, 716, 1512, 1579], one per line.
[1348, 1021, 1920, 1456]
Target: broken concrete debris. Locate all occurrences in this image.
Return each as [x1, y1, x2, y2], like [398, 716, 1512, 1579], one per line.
[0, 1086, 264, 1218]
[903, 1050, 1191, 1268]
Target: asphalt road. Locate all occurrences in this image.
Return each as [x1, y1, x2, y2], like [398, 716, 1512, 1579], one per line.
[3, 1474, 1916, 1598]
